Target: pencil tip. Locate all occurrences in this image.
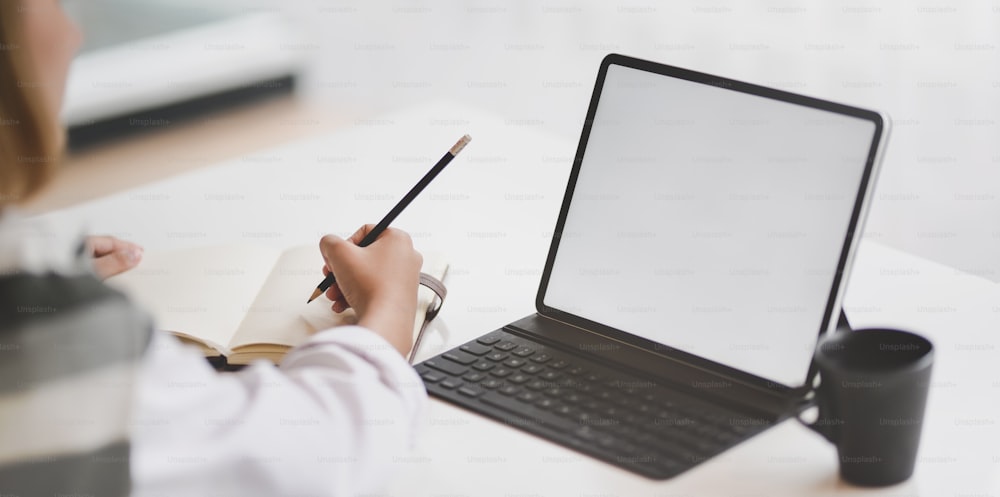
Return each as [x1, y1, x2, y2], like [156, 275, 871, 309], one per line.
[307, 287, 323, 304]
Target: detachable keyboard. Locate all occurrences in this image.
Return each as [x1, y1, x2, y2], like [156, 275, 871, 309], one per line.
[416, 328, 776, 479]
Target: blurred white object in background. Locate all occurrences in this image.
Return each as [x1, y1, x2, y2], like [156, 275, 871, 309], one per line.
[61, 0, 307, 149]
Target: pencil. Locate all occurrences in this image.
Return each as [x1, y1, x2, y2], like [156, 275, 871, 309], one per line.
[307, 134, 471, 303]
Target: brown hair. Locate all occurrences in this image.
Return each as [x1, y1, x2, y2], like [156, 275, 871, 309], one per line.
[0, 1, 62, 207]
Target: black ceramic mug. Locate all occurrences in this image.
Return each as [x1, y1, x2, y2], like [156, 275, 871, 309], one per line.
[799, 328, 934, 486]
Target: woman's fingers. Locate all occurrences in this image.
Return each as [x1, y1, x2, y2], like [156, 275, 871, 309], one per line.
[331, 300, 350, 313]
[348, 224, 378, 245]
[87, 236, 143, 280]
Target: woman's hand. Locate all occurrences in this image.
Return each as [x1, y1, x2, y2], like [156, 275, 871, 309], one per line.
[318, 225, 422, 357]
[86, 236, 143, 280]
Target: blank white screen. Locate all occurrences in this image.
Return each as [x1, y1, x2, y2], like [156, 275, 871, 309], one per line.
[544, 64, 876, 387]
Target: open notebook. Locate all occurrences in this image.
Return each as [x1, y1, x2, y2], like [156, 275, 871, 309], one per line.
[107, 244, 448, 366]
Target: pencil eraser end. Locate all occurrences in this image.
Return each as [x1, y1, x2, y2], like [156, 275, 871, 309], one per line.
[450, 134, 471, 155]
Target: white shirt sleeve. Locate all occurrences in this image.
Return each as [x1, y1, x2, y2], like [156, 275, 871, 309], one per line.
[130, 326, 427, 497]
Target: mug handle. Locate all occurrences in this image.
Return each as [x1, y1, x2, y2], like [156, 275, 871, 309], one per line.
[795, 391, 837, 443]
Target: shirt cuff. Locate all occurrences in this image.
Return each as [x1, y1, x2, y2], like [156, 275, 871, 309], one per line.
[280, 325, 428, 440]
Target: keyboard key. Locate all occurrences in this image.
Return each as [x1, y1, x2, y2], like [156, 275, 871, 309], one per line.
[472, 361, 496, 371]
[508, 373, 531, 384]
[535, 398, 557, 409]
[440, 378, 462, 389]
[568, 366, 587, 376]
[554, 405, 575, 417]
[617, 442, 640, 457]
[460, 342, 493, 356]
[490, 367, 513, 377]
[512, 347, 535, 357]
[485, 352, 508, 362]
[423, 359, 467, 376]
[420, 371, 445, 383]
[574, 425, 600, 441]
[712, 430, 738, 445]
[522, 364, 544, 374]
[516, 391, 539, 402]
[498, 385, 520, 396]
[540, 371, 561, 381]
[702, 411, 732, 426]
[549, 360, 570, 369]
[526, 380, 547, 391]
[595, 433, 618, 448]
[494, 341, 518, 351]
[530, 353, 552, 363]
[443, 351, 478, 365]
[480, 379, 503, 389]
[463, 372, 486, 382]
[477, 334, 502, 345]
[458, 386, 484, 397]
[654, 409, 676, 419]
[503, 358, 527, 368]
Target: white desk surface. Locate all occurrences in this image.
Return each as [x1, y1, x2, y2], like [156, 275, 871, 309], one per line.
[41, 101, 999, 495]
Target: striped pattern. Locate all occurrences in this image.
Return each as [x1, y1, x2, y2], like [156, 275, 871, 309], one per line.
[0, 272, 151, 496]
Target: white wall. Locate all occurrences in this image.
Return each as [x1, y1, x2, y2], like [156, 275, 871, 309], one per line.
[83, 0, 1000, 281]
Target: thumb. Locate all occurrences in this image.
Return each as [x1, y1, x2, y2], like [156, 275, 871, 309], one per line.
[348, 224, 378, 246]
[87, 236, 116, 257]
[319, 234, 357, 272]
[92, 247, 142, 280]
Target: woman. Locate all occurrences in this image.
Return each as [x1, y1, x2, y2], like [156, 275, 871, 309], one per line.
[1, 1, 426, 495]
